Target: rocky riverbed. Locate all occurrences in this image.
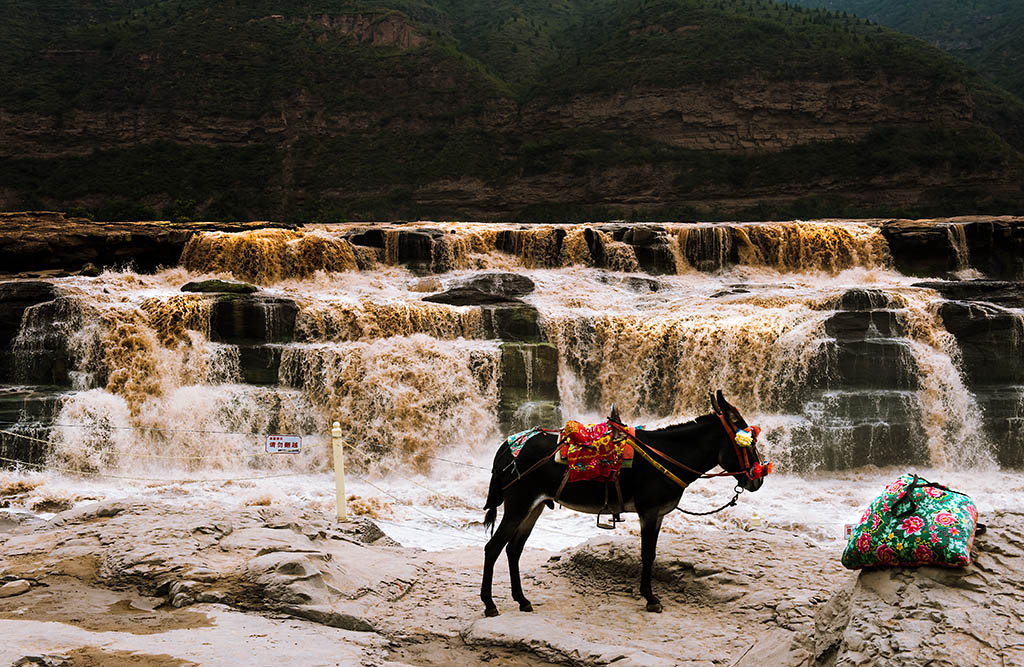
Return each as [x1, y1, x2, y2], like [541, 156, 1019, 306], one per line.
[1, 499, 1022, 667]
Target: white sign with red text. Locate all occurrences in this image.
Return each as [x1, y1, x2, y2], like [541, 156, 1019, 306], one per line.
[266, 435, 302, 453]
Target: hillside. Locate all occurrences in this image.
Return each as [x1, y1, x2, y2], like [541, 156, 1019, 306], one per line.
[788, 0, 1024, 100]
[1, 0, 1023, 221]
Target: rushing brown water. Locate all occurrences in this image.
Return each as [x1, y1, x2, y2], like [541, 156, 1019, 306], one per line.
[4, 221, 1013, 478]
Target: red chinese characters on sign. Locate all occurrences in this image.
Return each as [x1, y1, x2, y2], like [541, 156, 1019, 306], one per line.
[266, 435, 302, 453]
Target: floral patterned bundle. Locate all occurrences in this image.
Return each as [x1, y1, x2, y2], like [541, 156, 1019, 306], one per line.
[841, 473, 980, 570]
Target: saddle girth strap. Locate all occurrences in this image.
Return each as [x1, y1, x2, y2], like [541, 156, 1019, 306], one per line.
[554, 467, 570, 501]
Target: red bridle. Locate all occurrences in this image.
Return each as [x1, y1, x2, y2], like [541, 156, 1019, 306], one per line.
[715, 413, 772, 481]
[609, 417, 772, 483]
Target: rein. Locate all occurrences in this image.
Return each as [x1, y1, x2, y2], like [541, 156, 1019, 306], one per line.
[608, 421, 760, 483]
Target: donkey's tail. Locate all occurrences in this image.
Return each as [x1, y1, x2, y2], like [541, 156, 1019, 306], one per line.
[483, 470, 503, 535]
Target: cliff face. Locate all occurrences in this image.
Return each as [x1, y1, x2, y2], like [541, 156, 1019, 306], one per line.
[1, 0, 1022, 221]
[521, 77, 975, 152]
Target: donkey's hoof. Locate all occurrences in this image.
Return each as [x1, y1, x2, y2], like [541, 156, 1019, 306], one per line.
[519, 602, 533, 612]
[484, 606, 500, 617]
[646, 601, 663, 613]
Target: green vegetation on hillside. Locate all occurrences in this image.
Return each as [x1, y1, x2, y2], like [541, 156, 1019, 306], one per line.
[1, 0, 1022, 221]
[788, 0, 1024, 99]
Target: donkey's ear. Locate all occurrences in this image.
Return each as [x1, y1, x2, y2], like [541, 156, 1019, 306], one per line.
[709, 390, 722, 415]
[718, 391, 746, 426]
[608, 404, 622, 424]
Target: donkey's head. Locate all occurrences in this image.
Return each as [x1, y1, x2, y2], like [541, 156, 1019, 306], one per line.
[710, 390, 769, 492]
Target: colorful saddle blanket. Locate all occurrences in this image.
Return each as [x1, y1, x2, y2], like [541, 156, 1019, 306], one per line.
[557, 420, 634, 483]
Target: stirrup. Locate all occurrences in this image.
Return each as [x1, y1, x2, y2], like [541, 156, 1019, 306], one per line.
[596, 513, 623, 530]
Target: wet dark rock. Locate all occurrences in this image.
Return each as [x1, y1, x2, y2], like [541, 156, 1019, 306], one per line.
[346, 229, 386, 248]
[480, 305, 542, 342]
[0, 387, 62, 466]
[623, 226, 676, 274]
[825, 311, 903, 340]
[623, 277, 661, 292]
[583, 228, 606, 267]
[678, 225, 738, 272]
[181, 279, 258, 294]
[710, 288, 750, 298]
[78, 263, 102, 277]
[937, 301, 1024, 386]
[882, 218, 1024, 279]
[960, 219, 1024, 279]
[788, 391, 925, 471]
[0, 281, 58, 351]
[622, 225, 665, 246]
[828, 288, 903, 311]
[210, 296, 298, 345]
[394, 229, 444, 272]
[5, 296, 81, 387]
[973, 389, 1024, 467]
[237, 345, 282, 385]
[881, 220, 961, 277]
[631, 243, 676, 274]
[458, 272, 535, 298]
[422, 287, 524, 307]
[817, 339, 919, 390]
[498, 342, 560, 431]
[914, 280, 1024, 308]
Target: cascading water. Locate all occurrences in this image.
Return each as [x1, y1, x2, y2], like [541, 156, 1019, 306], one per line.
[2, 220, 1021, 550]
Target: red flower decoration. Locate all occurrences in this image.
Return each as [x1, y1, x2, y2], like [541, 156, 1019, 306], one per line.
[914, 545, 934, 562]
[856, 533, 872, 553]
[934, 511, 956, 526]
[900, 516, 924, 536]
[875, 544, 896, 564]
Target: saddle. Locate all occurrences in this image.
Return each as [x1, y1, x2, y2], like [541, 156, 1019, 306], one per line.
[554, 420, 634, 483]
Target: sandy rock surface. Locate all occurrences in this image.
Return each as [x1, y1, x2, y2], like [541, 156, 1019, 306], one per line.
[0, 500, 1020, 666]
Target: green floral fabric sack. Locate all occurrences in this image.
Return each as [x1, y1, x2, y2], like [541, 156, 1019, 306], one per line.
[842, 473, 981, 570]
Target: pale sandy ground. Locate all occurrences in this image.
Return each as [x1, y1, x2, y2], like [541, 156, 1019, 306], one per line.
[1, 499, 1022, 667]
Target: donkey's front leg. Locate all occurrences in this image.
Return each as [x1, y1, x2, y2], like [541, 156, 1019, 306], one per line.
[638, 510, 666, 613]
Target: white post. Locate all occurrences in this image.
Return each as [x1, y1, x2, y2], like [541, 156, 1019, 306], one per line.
[331, 421, 347, 521]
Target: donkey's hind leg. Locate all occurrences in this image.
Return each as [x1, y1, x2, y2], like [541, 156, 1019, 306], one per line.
[481, 494, 537, 617]
[639, 510, 666, 613]
[506, 500, 546, 612]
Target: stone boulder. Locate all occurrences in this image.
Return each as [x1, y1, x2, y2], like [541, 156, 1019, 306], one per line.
[816, 510, 1024, 666]
[622, 226, 677, 274]
[423, 279, 543, 342]
[459, 272, 535, 298]
[422, 287, 524, 307]
[181, 279, 257, 294]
